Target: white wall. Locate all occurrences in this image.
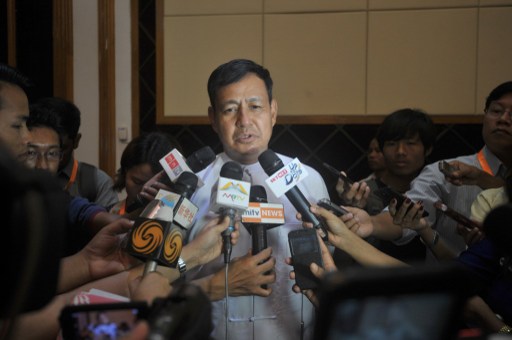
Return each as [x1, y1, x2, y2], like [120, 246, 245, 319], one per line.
[115, 0, 132, 172]
[73, 0, 99, 166]
[73, 0, 132, 173]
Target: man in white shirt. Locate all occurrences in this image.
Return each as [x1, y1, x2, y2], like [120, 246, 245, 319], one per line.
[185, 59, 329, 340]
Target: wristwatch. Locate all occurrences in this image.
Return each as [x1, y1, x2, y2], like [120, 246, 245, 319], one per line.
[499, 325, 512, 334]
[177, 256, 187, 276]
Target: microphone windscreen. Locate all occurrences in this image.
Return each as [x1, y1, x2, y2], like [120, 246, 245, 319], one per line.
[186, 146, 216, 173]
[250, 185, 268, 203]
[258, 149, 284, 175]
[172, 171, 198, 199]
[220, 161, 243, 180]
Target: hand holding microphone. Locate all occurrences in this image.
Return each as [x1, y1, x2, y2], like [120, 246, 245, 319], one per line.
[210, 161, 251, 263]
[124, 171, 202, 276]
[126, 146, 216, 213]
[182, 216, 240, 269]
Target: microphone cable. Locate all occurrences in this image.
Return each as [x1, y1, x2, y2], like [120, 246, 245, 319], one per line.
[224, 261, 230, 340]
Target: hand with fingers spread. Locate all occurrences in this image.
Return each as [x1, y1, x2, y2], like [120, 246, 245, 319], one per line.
[388, 198, 427, 231]
[59, 218, 141, 293]
[210, 247, 276, 298]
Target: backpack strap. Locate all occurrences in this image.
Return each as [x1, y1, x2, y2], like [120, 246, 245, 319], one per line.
[77, 162, 98, 202]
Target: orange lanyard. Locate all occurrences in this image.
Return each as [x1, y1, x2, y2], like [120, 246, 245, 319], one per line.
[477, 149, 493, 176]
[64, 159, 79, 191]
[118, 200, 126, 215]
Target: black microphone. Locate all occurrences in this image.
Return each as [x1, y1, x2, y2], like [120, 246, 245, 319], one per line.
[166, 171, 199, 231]
[242, 185, 284, 255]
[186, 146, 216, 173]
[210, 161, 251, 263]
[258, 149, 328, 241]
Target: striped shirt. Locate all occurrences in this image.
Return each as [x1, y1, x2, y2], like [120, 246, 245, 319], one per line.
[395, 146, 506, 261]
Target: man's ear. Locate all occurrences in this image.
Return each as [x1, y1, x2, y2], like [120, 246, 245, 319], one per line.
[208, 107, 218, 133]
[270, 99, 278, 127]
[73, 133, 82, 149]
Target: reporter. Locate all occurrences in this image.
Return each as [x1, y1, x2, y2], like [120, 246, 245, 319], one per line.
[57, 218, 139, 293]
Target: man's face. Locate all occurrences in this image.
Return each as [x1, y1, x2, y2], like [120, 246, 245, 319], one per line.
[382, 133, 427, 177]
[25, 126, 62, 174]
[125, 163, 154, 206]
[208, 73, 277, 165]
[482, 93, 512, 155]
[367, 138, 386, 172]
[0, 84, 30, 161]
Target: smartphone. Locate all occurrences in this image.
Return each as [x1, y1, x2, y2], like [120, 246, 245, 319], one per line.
[322, 162, 353, 191]
[373, 187, 429, 217]
[438, 161, 457, 176]
[317, 198, 349, 216]
[288, 228, 324, 290]
[433, 201, 480, 230]
[59, 302, 149, 340]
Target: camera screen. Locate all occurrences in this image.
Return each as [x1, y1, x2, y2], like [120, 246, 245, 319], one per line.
[67, 307, 143, 339]
[325, 293, 453, 340]
[290, 235, 318, 254]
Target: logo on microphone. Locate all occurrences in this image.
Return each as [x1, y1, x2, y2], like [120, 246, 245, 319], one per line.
[220, 181, 250, 202]
[242, 202, 285, 224]
[285, 161, 303, 185]
[265, 158, 309, 198]
[163, 228, 182, 264]
[220, 181, 249, 195]
[130, 219, 165, 254]
[214, 177, 251, 210]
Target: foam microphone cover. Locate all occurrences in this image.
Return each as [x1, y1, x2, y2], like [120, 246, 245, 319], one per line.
[250, 185, 268, 203]
[186, 146, 216, 173]
[172, 171, 198, 199]
[258, 149, 285, 175]
[221, 161, 244, 180]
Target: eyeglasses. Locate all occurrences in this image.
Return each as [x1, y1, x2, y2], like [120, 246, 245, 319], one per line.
[485, 102, 512, 119]
[26, 147, 62, 162]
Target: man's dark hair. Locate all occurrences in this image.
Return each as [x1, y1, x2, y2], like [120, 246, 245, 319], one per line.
[27, 101, 64, 146]
[485, 81, 512, 111]
[113, 131, 181, 191]
[0, 63, 32, 110]
[31, 97, 81, 139]
[207, 59, 273, 111]
[376, 108, 436, 152]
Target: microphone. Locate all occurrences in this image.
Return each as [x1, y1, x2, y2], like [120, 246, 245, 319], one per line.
[258, 149, 328, 241]
[123, 199, 183, 275]
[126, 146, 215, 213]
[210, 161, 251, 263]
[160, 146, 216, 185]
[157, 171, 199, 231]
[123, 172, 199, 275]
[242, 185, 285, 255]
